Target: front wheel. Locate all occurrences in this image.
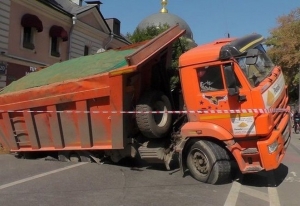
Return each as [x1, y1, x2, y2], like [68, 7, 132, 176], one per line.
[186, 140, 231, 184]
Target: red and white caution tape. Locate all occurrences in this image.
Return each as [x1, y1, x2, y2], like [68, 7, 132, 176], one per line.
[0, 108, 290, 114]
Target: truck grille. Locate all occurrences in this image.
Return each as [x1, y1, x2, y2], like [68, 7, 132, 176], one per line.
[271, 89, 288, 126]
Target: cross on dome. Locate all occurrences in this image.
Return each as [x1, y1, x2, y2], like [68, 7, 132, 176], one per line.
[161, 0, 168, 13]
[136, 0, 196, 46]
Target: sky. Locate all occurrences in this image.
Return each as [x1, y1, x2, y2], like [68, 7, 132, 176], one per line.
[98, 0, 300, 45]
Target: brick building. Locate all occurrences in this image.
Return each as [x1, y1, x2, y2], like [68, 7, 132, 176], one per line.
[0, 0, 130, 88]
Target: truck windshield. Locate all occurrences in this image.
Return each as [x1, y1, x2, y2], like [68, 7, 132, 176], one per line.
[237, 44, 274, 87]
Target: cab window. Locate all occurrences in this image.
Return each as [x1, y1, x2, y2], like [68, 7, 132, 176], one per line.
[223, 63, 242, 88]
[197, 65, 224, 92]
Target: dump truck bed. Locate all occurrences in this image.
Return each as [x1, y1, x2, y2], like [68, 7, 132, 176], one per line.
[0, 47, 140, 151]
[0, 26, 185, 152]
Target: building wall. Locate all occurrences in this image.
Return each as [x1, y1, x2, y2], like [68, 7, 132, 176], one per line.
[0, 0, 10, 54]
[0, 0, 130, 89]
[69, 11, 110, 59]
[70, 29, 105, 58]
[8, 0, 70, 65]
[79, 12, 103, 31]
[0, 0, 11, 88]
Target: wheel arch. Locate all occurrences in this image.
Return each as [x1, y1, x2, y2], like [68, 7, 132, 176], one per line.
[180, 122, 233, 140]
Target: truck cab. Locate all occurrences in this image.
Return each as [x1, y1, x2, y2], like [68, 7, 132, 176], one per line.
[178, 33, 291, 183]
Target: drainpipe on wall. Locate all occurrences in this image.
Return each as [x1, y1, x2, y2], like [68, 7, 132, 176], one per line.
[68, 15, 77, 59]
[104, 33, 114, 50]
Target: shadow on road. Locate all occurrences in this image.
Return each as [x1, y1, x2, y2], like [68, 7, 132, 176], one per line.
[236, 163, 288, 187]
[10, 151, 289, 187]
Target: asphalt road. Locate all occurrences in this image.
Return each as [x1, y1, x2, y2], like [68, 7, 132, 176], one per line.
[0, 134, 300, 206]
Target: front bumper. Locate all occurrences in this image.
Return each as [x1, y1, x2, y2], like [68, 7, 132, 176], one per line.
[257, 111, 291, 171]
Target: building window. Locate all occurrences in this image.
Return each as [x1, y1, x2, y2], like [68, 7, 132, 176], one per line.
[84, 46, 89, 56]
[21, 14, 43, 50]
[23, 27, 35, 50]
[49, 25, 68, 58]
[51, 37, 60, 57]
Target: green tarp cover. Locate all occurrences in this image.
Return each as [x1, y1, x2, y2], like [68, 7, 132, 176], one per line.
[0, 49, 137, 95]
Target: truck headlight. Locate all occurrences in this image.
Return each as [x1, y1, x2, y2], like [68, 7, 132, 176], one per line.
[268, 140, 279, 153]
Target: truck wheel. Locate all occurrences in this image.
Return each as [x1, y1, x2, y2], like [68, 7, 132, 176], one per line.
[186, 140, 231, 184]
[136, 91, 172, 138]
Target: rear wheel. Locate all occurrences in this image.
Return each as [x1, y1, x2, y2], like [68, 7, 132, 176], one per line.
[186, 140, 231, 184]
[136, 91, 172, 138]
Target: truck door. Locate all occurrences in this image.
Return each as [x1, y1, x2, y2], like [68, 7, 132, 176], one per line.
[196, 63, 255, 136]
[197, 64, 229, 111]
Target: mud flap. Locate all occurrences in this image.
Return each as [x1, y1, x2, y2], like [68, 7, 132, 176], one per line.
[164, 150, 174, 170]
[175, 139, 188, 176]
[179, 150, 187, 176]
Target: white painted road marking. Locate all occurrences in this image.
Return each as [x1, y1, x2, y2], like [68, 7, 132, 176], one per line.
[285, 176, 300, 182]
[267, 171, 281, 206]
[240, 187, 269, 202]
[291, 171, 297, 177]
[224, 180, 242, 206]
[268, 187, 280, 206]
[0, 162, 87, 190]
[224, 172, 281, 206]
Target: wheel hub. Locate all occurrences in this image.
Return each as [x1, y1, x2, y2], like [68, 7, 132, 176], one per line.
[193, 151, 208, 174]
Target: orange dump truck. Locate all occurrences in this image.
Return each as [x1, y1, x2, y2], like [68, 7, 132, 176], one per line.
[0, 26, 291, 184]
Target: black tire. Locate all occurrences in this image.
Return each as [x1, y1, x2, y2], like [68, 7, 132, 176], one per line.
[136, 91, 172, 139]
[186, 140, 231, 184]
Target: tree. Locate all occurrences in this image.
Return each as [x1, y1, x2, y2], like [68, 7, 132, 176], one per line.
[127, 24, 170, 43]
[126, 24, 194, 89]
[265, 8, 300, 102]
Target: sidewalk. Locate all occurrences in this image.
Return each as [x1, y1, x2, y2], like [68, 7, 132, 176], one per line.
[291, 132, 300, 144]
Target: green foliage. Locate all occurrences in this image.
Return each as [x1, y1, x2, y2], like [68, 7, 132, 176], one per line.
[265, 7, 300, 102]
[126, 24, 194, 90]
[168, 37, 192, 89]
[126, 24, 170, 43]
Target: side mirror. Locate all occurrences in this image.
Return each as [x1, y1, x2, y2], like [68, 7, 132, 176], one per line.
[224, 64, 239, 96]
[246, 49, 259, 65]
[228, 87, 239, 96]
